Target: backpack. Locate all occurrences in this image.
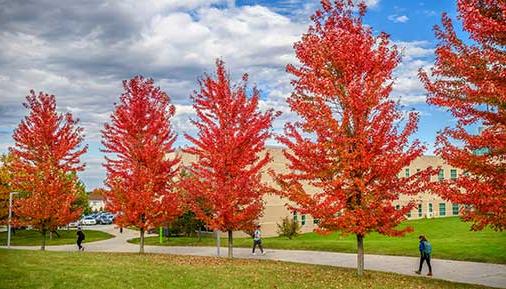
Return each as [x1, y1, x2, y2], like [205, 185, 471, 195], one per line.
[423, 241, 432, 254]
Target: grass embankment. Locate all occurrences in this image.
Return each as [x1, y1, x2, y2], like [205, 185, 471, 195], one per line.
[0, 249, 494, 289]
[130, 217, 506, 264]
[0, 229, 114, 246]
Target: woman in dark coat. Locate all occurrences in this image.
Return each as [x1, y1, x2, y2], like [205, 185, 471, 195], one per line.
[415, 235, 432, 276]
[76, 226, 85, 251]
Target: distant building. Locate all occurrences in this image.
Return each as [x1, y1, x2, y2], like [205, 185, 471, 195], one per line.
[88, 190, 105, 212]
[177, 147, 463, 237]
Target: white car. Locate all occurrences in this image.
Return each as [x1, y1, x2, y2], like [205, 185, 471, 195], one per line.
[81, 216, 97, 225]
[68, 221, 81, 227]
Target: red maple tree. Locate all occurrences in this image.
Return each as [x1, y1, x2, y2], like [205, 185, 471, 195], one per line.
[9, 91, 87, 250]
[419, 0, 505, 231]
[102, 76, 181, 253]
[273, 0, 434, 275]
[183, 60, 278, 258]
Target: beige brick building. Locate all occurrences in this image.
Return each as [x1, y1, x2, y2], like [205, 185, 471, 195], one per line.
[178, 147, 462, 237]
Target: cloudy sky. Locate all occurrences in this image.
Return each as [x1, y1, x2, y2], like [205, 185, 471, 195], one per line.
[0, 0, 461, 190]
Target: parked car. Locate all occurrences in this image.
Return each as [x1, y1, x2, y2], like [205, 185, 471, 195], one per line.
[94, 212, 112, 222]
[68, 221, 81, 227]
[98, 215, 113, 225]
[81, 216, 97, 225]
[93, 213, 102, 222]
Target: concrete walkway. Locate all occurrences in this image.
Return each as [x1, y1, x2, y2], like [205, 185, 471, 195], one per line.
[3, 225, 506, 288]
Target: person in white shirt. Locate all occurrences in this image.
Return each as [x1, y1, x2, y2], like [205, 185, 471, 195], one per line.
[252, 225, 265, 255]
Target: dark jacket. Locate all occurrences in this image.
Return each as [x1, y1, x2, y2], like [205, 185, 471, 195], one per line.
[77, 230, 85, 241]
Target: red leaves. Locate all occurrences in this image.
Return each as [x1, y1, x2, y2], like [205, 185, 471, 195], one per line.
[10, 91, 87, 232]
[458, 0, 506, 46]
[102, 76, 181, 232]
[274, 1, 432, 238]
[420, 0, 506, 231]
[183, 60, 278, 233]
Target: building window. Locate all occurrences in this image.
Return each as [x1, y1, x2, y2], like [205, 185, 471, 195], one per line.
[418, 204, 422, 217]
[450, 169, 457, 180]
[405, 168, 410, 177]
[428, 203, 433, 213]
[301, 215, 306, 226]
[438, 169, 445, 181]
[407, 211, 411, 218]
[439, 203, 446, 216]
[395, 205, 400, 210]
[452, 204, 459, 215]
[313, 218, 319, 224]
[416, 168, 421, 173]
[293, 211, 298, 222]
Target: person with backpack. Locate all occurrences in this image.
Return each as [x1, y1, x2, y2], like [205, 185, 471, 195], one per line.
[252, 225, 265, 255]
[415, 235, 432, 276]
[76, 226, 85, 251]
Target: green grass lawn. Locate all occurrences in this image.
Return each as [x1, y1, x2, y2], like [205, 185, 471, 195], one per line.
[130, 217, 506, 264]
[0, 229, 114, 246]
[0, 249, 494, 289]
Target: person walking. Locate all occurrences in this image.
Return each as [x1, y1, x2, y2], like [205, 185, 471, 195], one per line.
[76, 226, 85, 251]
[252, 225, 265, 255]
[415, 235, 432, 276]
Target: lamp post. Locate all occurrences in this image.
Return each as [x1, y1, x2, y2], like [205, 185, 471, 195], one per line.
[7, 191, 19, 248]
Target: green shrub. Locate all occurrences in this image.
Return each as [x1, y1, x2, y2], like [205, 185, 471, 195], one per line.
[168, 211, 206, 237]
[277, 216, 301, 239]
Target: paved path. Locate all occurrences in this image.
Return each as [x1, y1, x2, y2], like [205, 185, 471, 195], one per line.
[3, 225, 506, 288]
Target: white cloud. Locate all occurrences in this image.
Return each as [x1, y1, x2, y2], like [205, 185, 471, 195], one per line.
[364, 0, 381, 7]
[0, 1, 308, 189]
[391, 41, 434, 105]
[388, 14, 409, 23]
[0, 0, 437, 189]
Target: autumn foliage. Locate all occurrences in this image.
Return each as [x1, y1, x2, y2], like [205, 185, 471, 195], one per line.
[102, 76, 181, 253]
[273, 0, 434, 275]
[419, 0, 505, 231]
[9, 91, 87, 250]
[0, 154, 14, 225]
[183, 60, 278, 258]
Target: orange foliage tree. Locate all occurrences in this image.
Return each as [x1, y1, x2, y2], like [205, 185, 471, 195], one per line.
[419, 0, 505, 231]
[273, 0, 434, 275]
[10, 91, 87, 250]
[183, 60, 278, 258]
[102, 76, 181, 253]
[0, 154, 14, 225]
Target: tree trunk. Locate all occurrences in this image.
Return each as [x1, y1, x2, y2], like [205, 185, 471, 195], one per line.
[41, 230, 47, 251]
[227, 230, 233, 258]
[140, 228, 145, 254]
[357, 234, 364, 276]
[49, 231, 53, 240]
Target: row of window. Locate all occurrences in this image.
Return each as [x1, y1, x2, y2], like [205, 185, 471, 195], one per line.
[404, 168, 459, 181]
[294, 204, 459, 225]
[293, 211, 319, 226]
[401, 203, 460, 218]
[294, 202, 460, 225]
